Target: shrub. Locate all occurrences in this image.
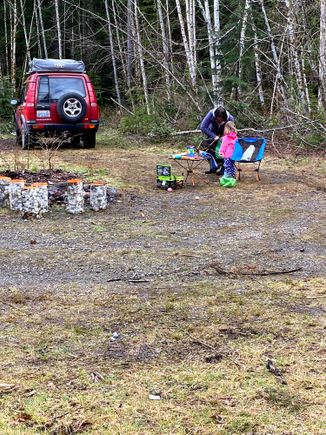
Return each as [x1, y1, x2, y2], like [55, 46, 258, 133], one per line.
[119, 108, 164, 135]
[0, 76, 14, 121]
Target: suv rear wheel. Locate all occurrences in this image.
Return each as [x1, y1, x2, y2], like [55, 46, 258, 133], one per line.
[21, 124, 33, 150]
[16, 127, 22, 146]
[57, 92, 87, 123]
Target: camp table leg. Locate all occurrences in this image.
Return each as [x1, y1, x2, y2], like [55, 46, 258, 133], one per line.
[172, 158, 208, 186]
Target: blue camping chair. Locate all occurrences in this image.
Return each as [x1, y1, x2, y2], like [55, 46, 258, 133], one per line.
[231, 137, 266, 181]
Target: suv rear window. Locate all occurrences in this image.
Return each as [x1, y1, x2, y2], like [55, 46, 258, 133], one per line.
[37, 77, 86, 103]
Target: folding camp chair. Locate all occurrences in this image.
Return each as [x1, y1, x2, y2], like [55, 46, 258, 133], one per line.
[232, 137, 266, 181]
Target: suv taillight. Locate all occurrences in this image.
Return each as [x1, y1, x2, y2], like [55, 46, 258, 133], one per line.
[86, 82, 99, 120]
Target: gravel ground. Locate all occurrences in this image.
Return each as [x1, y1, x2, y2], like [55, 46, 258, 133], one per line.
[0, 138, 325, 288]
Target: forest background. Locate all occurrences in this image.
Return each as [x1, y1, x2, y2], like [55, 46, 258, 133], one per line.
[0, 0, 325, 148]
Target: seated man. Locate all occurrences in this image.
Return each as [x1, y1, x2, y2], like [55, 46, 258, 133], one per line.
[200, 106, 235, 174]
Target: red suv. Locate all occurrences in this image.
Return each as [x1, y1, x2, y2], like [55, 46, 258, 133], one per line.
[11, 58, 100, 149]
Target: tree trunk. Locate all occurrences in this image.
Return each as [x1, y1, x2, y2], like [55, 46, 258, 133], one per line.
[66, 179, 84, 214]
[111, 0, 127, 81]
[197, 0, 222, 105]
[237, 0, 250, 99]
[175, 0, 196, 89]
[249, 0, 265, 107]
[54, 0, 63, 59]
[259, 0, 288, 110]
[157, 0, 171, 100]
[0, 176, 12, 207]
[284, 0, 306, 110]
[186, 0, 197, 88]
[319, 0, 326, 109]
[90, 182, 108, 211]
[19, 0, 31, 64]
[127, 0, 135, 92]
[37, 0, 48, 58]
[104, 0, 122, 107]
[9, 179, 25, 212]
[165, 0, 174, 75]
[133, 0, 150, 114]
[34, 0, 42, 57]
[10, 0, 18, 93]
[4, 1, 9, 75]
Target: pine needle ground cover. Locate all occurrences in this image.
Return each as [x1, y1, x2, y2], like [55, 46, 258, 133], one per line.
[0, 133, 325, 434]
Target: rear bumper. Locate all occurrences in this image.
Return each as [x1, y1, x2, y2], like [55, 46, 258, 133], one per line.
[28, 121, 99, 134]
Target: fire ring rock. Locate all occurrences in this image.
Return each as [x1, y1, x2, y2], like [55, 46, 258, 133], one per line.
[90, 182, 108, 211]
[0, 176, 11, 207]
[31, 182, 49, 215]
[9, 179, 25, 211]
[66, 179, 84, 214]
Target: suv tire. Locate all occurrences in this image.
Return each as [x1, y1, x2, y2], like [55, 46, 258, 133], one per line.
[82, 131, 96, 148]
[21, 124, 33, 150]
[57, 92, 87, 123]
[16, 128, 22, 146]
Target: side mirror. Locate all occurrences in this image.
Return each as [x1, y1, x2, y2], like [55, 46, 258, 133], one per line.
[10, 99, 18, 106]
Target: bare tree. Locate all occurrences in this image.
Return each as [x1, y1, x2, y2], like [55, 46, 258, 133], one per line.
[319, 0, 326, 109]
[19, 0, 31, 64]
[104, 0, 121, 107]
[127, 0, 135, 96]
[37, 0, 48, 58]
[34, 0, 42, 57]
[157, 0, 171, 100]
[197, 0, 222, 104]
[237, 0, 250, 99]
[259, 0, 288, 113]
[249, 2, 265, 107]
[284, 0, 307, 110]
[175, 0, 197, 89]
[133, 0, 150, 114]
[54, 0, 63, 59]
[10, 0, 18, 93]
[4, 1, 10, 76]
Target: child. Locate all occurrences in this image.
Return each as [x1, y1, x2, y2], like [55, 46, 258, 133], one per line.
[219, 121, 237, 178]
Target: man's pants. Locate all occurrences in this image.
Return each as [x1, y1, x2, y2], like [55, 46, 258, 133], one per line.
[206, 148, 218, 170]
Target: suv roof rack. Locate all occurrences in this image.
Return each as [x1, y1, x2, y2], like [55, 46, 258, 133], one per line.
[28, 58, 85, 74]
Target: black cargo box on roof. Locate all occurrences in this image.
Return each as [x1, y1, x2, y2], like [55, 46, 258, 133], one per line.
[28, 58, 85, 73]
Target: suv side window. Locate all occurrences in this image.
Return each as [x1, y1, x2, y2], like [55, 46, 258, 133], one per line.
[38, 76, 50, 103]
[20, 84, 27, 103]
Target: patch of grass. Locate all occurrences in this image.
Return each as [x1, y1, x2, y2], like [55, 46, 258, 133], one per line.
[258, 387, 305, 413]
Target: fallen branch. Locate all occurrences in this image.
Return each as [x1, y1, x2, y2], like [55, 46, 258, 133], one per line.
[110, 97, 134, 115]
[237, 124, 299, 133]
[172, 129, 201, 136]
[172, 124, 300, 137]
[209, 263, 302, 276]
[186, 333, 241, 368]
[285, 108, 326, 133]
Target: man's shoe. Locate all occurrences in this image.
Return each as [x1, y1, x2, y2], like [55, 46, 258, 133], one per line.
[205, 169, 217, 174]
[216, 167, 224, 176]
